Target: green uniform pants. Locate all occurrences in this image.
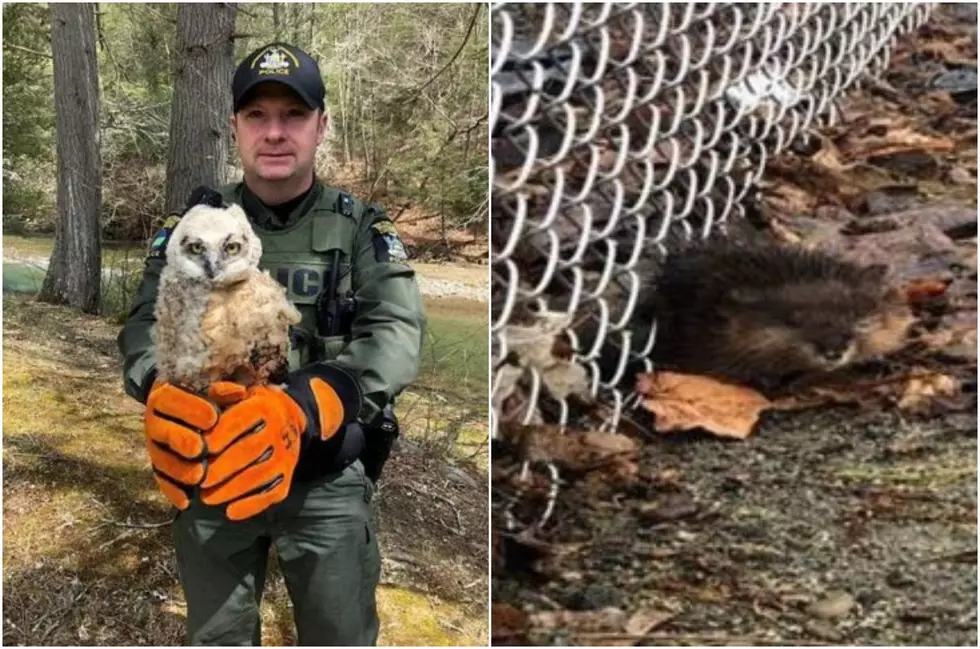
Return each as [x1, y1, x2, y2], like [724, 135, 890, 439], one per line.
[172, 461, 381, 646]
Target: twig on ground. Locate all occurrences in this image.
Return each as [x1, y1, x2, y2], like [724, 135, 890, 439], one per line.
[89, 496, 172, 528]
[388, 481, 466, 536]
[439, 617, 465, 633]
[859, 71, 917, 109]
[31, 582, 93, 640]
[464, 435, 489, 460]
[927, 549, 976, 563]
[97, 529, 136, 552]
[99, 517, 173, 529]
[554, 632, 833, 646]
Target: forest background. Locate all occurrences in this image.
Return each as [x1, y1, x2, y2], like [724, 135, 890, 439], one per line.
[3, 2, 488, 264]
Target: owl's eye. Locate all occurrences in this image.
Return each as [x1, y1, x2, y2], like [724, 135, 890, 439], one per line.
[188, 242, 205, 255]
[225, 242, 241, 255]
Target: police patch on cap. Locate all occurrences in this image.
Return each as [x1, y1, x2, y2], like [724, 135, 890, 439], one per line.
[370, 220, 408, 263]
[253, 45, 299, 77]
[233, 42, 326, 112]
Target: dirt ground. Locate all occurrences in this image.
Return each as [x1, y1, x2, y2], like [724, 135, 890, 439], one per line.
[493, 405, 977, 646]
[1, 292, 488, 646]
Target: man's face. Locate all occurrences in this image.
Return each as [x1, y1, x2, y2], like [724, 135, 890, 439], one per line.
[230, 83, 327, 184]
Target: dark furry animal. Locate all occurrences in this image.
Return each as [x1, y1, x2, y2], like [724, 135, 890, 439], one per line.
[591, 238, 914, 392]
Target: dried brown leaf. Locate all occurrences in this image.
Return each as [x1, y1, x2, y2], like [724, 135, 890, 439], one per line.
[541, 362, 590, 402]
[506, 310, 592, 402]
[897, 371, 962, 413]
[491, 603, 529, 644]
[850, 127, 956, 158]
[492, 364, 525, 410]
[867, 147, 941, 178]
[635, 493, 699, 524]
[904, 278, 950, 305]
[623, 608, 675, 636]
[920, 40, 974, 65]
[770, 386, 866, 411]
[810, 142, 850, 173]
[549, 430, 638, 472]
[918, 317, 978, 361]
[505, 425, 638, 473]
[820, 221, 961, 285]
[636, 372, 772, 439]
[764, 181, 817, 221]
[600, 609, 678, 646]
[528, 607, 628, 634]
[850, 185, 925, 216]
[947, 166, 976, 185]
[508, 528, 585, 558]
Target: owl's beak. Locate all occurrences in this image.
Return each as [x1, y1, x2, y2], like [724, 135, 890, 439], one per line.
[204, 256, 217, 279]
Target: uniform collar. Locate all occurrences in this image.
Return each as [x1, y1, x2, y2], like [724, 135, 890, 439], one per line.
[241, 180, 321, 230]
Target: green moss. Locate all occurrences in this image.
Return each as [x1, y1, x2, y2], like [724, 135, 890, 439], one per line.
[377, 585, 486, 646]
[834, 463, 976, 487]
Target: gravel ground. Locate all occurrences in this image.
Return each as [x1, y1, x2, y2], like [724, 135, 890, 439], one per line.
[494, 406, 977, 645]
[414, 272, 487, 301]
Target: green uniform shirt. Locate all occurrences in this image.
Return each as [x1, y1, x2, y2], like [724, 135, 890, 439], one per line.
[117, 181, 427, 424]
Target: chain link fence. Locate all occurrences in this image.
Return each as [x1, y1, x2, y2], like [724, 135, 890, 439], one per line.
[491, 2, 934, 440]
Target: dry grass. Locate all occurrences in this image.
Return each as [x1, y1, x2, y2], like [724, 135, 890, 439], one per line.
[400, 297, 489, 471]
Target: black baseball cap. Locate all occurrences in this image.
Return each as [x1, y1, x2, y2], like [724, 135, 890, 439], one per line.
[232, 42, 325, 112]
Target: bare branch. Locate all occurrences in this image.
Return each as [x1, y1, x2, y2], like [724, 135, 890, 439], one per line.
[5, 42, 53, 59]
[400, 4, 480, 103]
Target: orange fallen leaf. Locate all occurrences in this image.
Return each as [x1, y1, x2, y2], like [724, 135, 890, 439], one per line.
[903, 278, 949, 305]
[636, 372, 773, 439]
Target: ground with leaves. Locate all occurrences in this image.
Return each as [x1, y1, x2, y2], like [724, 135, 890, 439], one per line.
[492, 5, 976, 646]
[494, 406, 976, 646]
[2, 288, 488, 647]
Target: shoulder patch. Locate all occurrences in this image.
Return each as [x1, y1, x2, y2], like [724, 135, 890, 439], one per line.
[336, 192, 355, 218]
[148, 214, 182, 259]
[369, 219, 408, 263]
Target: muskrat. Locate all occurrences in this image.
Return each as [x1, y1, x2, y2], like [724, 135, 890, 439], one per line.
[589, 237, 914, 393]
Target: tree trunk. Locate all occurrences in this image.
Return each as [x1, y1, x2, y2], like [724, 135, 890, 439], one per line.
[40, 3, 102, 314]
[164, 2, 237, 214]
[94, 3, 106, 52]
[290, 3, 301, 46]
[307, 4, 314, 51]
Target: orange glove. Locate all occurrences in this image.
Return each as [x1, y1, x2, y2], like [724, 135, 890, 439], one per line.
[144, 381, 247, 509]
[200, 365, 361, 521]
[144, 382, 215, 509]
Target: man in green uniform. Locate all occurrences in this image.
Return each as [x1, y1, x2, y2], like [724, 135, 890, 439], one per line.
[117, 42, 426, 645]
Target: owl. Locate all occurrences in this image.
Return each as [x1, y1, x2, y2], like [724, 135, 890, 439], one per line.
[151, 202, 302, 393]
